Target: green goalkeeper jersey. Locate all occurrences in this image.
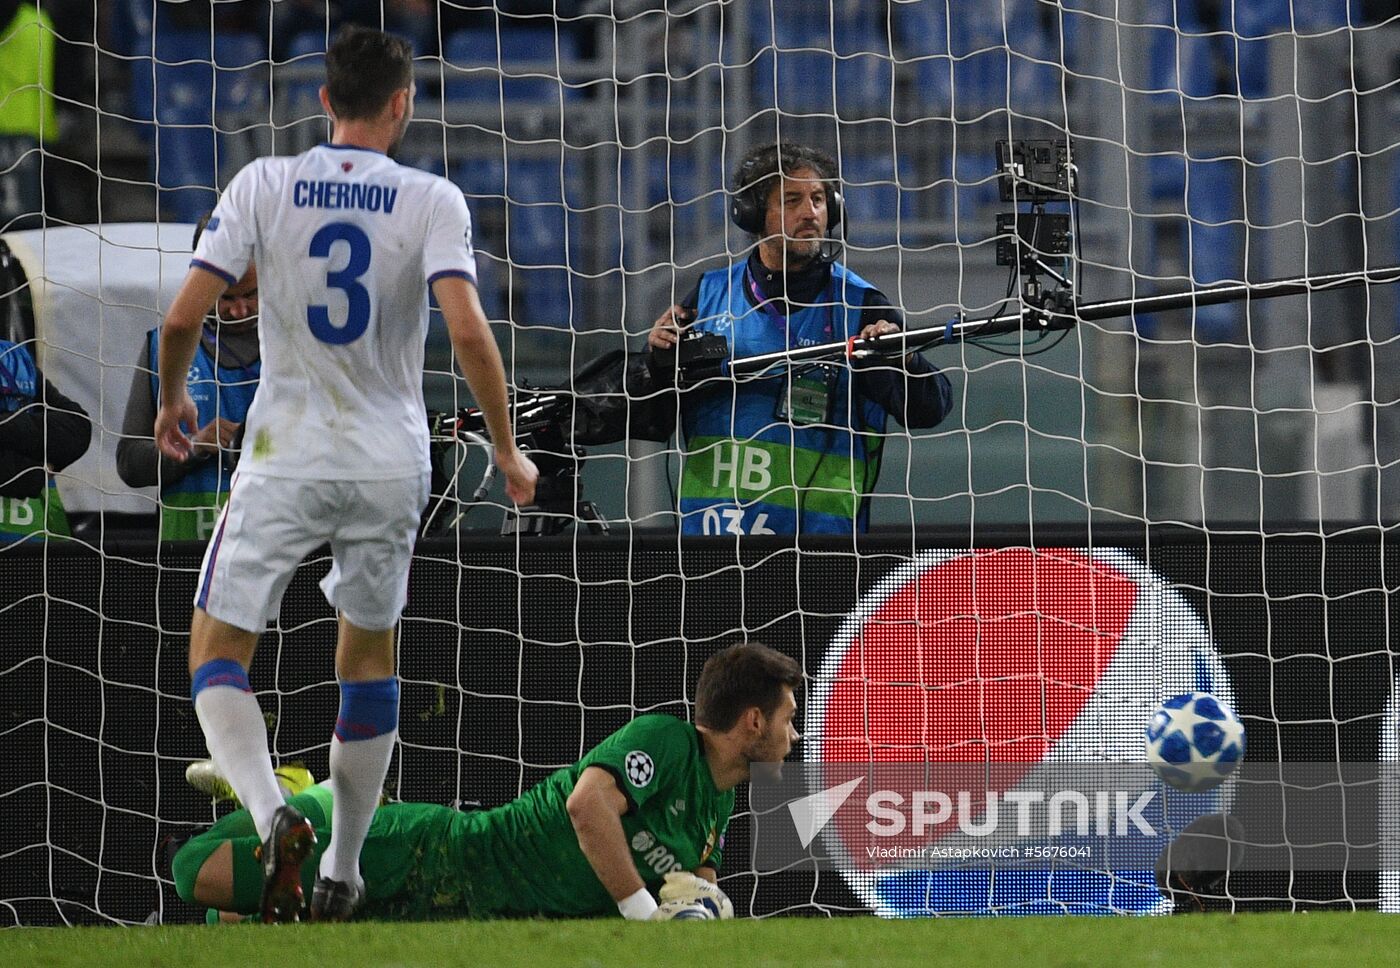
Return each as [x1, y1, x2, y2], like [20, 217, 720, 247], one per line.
[453, 714, 734, 918]
[173, 714, 735, 921]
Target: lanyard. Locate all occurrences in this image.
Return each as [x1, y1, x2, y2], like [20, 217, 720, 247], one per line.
[744, 264, 788, 328]
[744, 265, 835, 347]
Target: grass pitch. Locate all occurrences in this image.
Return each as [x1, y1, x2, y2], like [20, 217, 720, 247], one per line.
[1, 912, 1387, 968]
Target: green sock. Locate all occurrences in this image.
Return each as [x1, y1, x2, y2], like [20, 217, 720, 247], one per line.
[288, 782, 334, 829]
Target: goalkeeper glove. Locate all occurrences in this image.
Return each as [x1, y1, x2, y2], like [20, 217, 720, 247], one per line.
[658, 871, 733, 919]
[650, 899, 716, 921]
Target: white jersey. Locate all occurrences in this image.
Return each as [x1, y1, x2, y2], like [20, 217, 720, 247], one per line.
[193, 143, 478, 480]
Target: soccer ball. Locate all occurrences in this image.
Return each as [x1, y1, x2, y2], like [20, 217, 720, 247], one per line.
[650, 899, 716, 921]
[1144, 692, 1245, 793]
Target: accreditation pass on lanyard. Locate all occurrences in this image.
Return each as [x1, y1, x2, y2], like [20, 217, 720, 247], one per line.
[747, 267, 839, 427]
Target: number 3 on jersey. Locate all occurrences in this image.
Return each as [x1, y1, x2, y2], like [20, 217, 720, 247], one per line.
[307, 221, 371, 344]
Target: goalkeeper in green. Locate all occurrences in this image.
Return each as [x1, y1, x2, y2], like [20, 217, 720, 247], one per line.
[172, 643, 801, 921]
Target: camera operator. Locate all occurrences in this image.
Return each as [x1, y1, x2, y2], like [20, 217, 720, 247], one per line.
[646, 142, 954, 535]
[116, 214, 260, 541]
[0, 337, 91, 542]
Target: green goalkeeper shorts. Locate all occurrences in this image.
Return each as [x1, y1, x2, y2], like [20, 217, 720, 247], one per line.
[173, 788, 478, 921]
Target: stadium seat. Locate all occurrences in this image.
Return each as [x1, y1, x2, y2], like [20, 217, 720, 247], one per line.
[619, 152, 720, 212]
[892, 1, 951, 113]
[397, 149, 447, 178]
[667, 154, 728, 230]
[452, 156, 581, 327]
[213, 32, 267, 116]
[895, 0, 1073, 118]
[838, 151, 916, 247]
[110, 0, 151, 58]
[456, 155, 507, 198]
[122, 13, 156, 129]
[612, 152, 722, 267]
[747, 5, 892, 116]
[442, 28, 579, 104]
[450, 156, 508, 317]
[152, 31, 214, 124]
[154, 127, 218, 223]
[1149, 0, 1239, 100]
[952, 151, 1000, 228]
[113, 0, 154, 129]
[685, 154, 730, 227]
[1142, 0, 1193, 95]
[1237, 0, 1288, 97]
[469, 256, 510, 324]
[1004, 6, 1070, 116]
[143, 30, 217, 223]
[1184, 158, 1245, 341]
[280, 31, 327, 117]
[1149, 154, 1187, 201]
[1232, 0, 1300, 99]
[508, 159, 578, 327]
[1233, 0, 1294, 37]
[1292, 0, 1358, 30]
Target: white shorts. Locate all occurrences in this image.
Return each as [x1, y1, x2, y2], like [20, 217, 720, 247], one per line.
[194, 470, 430, 633]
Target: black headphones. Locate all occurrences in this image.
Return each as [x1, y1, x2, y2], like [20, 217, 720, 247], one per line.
[729, 149, 845, 237]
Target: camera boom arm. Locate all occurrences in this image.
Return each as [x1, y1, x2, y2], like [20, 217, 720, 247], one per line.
[713, 263, 1400, 380]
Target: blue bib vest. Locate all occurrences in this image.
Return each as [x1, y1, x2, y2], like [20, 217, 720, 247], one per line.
[147, 328, 259, 541]
[678, 261, 887, 535]
[0, 339, 70, 543]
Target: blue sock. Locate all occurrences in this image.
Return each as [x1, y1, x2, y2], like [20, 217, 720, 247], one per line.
[322, 677, 399, 886]
[333, 677, 399, 742]
[190, 658, 250, 702]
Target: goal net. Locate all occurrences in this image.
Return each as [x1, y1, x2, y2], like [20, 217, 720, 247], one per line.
[3, 0, 1400, 925]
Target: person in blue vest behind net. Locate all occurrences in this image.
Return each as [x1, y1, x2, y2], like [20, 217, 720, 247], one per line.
[117, 214, 261, 541]
[646, 142, 955, 536]
[0, 336, 91, 543]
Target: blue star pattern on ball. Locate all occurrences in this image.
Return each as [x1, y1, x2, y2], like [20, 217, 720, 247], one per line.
[1144, 691, 1245, 793]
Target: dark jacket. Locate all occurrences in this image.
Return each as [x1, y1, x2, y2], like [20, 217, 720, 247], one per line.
[572, 251, 954, 446]
[0, 358, 91, 500]
[115, 323, 260, 489]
